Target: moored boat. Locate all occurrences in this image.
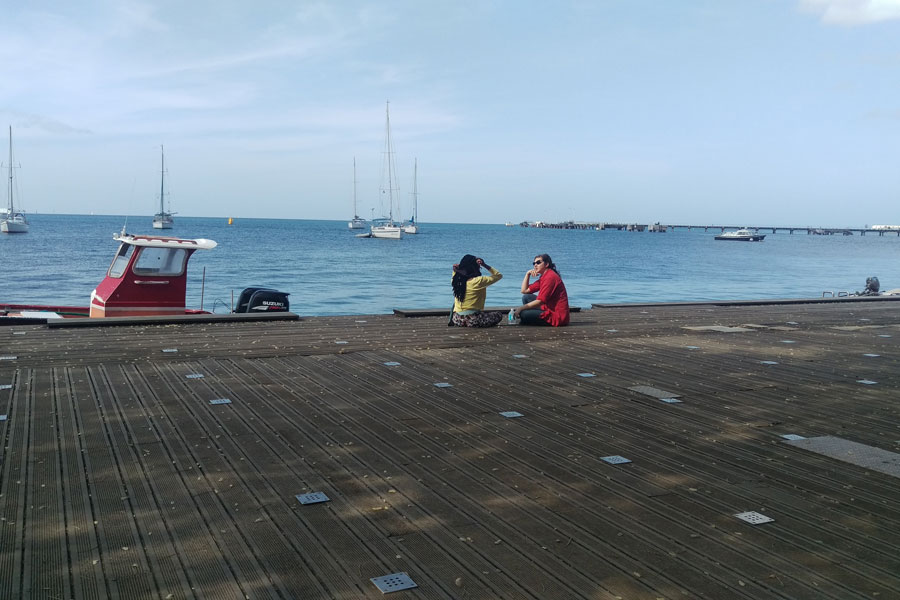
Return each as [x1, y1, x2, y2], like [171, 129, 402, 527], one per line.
[1, 126, 29, 234]
[368, 101, 403, 239]
[1, 231, 291, 321]
[152, 145, 175, 229]
[715, 228, 766, 241]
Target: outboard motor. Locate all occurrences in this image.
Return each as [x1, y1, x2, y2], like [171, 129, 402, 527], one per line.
[235, 287, 290, 313]
[863, 277, 880, 296]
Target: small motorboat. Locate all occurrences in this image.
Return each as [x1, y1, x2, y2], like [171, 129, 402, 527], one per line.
[715, 228, 766, 242]
[1, 230, 291, 321]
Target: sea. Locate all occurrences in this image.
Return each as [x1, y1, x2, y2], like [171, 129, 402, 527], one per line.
[2, 214, 899, 316]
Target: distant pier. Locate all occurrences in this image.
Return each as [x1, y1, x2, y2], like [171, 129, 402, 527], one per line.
[516, 221, 900, 235]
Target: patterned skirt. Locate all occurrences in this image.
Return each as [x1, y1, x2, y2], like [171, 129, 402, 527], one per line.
[451, 311, 504, 328]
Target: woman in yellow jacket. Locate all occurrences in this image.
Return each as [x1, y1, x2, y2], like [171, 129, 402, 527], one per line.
[450, 254, 504, 327]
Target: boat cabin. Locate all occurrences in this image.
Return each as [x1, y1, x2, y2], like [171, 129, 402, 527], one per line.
[89, 233, 216, 318]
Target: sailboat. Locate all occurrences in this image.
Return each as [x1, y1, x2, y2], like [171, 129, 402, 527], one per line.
[403, 158, 419, 234]
[347, 157, 366, 229]
[370, 102, 402, 239]
[1, 126, 29, 234]
[152, 145, 174, 229]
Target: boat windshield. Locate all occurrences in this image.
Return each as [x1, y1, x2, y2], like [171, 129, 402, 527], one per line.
[133, 247, 188, 276]
[108, 244, 135, 278]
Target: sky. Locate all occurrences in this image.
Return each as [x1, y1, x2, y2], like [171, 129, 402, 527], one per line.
[2, 0, 900, 227]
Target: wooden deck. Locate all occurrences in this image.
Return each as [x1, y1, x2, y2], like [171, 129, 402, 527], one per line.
[1, 301, 899, 599]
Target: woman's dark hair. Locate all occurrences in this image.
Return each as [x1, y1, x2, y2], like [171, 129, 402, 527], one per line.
[535, 253, 559, 275]
[452, 254, 480, 301]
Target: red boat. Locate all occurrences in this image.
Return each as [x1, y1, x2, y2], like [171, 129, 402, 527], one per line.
[1, 231, 290, 321]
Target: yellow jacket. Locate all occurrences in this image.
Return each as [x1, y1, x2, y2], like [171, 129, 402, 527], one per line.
[453, 267, 503, 313]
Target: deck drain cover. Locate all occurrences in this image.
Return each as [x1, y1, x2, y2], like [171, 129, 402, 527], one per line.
[660, 398, 682, 404]
[857, 379, 878, 385]
[371, 572, 417, 594]
[878, 334, 892, 338]
[512, 354, 527, 358]
[863, 353, 880, 357]
[433, 382, 452, 388]
[760, 360, 779, 365]
[780, 340, 796, 344]
[209, 398, 232, 405]
[336, 340, 348, 344]
[601, 455, 631, 464]
[786, 321, 799, 325]
[683, 326, 753, 333]
[186, 373, 204, 379]
[296, 492, 330, 505]
[500, 411, 524, 418]
[577, 373, 595, 378]
[0, 384, 12, 390]
[355, 320, 367, 323]
[685, 346, 700, 350]
[784, 436, 900, 478]
[629, 385, 681, 399]
[0, 356, 17, 360]
[383, 362, 401, 366]
[0, 415, 7, 421]
[162, 348, 178, 353]
[606, 329, 618, 332]
[735, 511, 774, 525]
[781, 434, 805, 440]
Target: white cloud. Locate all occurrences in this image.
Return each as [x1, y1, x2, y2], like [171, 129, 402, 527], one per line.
[800, 0, 900, 25]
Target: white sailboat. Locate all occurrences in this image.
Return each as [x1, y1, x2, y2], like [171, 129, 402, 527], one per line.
[152, 145, 174, 229]
[348, 157, 366, 229]
[403, 158, 419, 234]
[1, 126, 29, 234]
[370, 102, 402, 239]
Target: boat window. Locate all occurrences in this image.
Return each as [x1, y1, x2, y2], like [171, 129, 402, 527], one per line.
[133, 247, 188, 276]
[107, 244, 135, 278]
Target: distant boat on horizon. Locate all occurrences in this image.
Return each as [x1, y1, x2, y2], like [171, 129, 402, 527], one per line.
[403, 158, 419, 234]
[369, 101, 402, 239]
[152, 145, 175, 229]
[348, 157, 366, 230]
[1, 126, 29, 234]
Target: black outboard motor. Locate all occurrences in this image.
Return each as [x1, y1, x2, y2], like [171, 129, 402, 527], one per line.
[854, 277, 880, 296]
[235, 287, 290, 313]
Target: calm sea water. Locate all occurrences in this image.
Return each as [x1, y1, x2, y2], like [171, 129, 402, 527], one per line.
[2, 214, 899, 316]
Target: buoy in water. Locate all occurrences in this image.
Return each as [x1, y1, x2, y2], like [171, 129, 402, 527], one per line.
[228, 217, 234, 225]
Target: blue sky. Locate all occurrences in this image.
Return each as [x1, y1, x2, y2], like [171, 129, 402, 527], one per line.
[3, 0, 900, 226]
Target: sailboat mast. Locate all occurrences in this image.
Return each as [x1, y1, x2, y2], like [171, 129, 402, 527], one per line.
[383, 101, 399, 222]
[7, 126, 13, 212]
[412, 158, 417, 223]
[353, 157, 358, 217]
[159, 145, 165, 214]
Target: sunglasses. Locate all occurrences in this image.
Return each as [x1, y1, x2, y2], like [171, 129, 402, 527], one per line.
[533, 260, 543, 265]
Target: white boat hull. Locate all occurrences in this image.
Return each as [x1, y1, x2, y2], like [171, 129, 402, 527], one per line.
[1, 219, 28, 233]
[403, 224, 418, 234]
[348, 218, 366, 229]
[153, 220, 173, 229]
[371, 225, 402, 239]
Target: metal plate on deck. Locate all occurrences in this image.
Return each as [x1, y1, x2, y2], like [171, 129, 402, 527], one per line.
[606, 329, 618, 332]
[296, 492, 330, 505]
[12, 331, 26, 335]
[760, 360, 779, 365]
[857, 379, 878, 385]
[786, 321, 799, 325]
[185, 373, 204, 379]
[0, 356, 17, 360]
[162, 348, 178, 353]
[512, 354, 527, 359]
[780, 340, 796, 344]
[735, 511, 774, 525]
[209, 398, 232, 405]
[0, 384, 12, 390]
[629, 385, 682, 399]
[660, 398, 682, 404]
[878, 334, 892, 338]
[335, 340, 348, 344]
[781, 434, 805, 440]
[683, 326, 753, 333]
[863, 353, 880, 358]
[601, 455, 632, 464]
[433, 382, 452, 388]
[685, 346, 700, 350]
[0, 415, 7, 421]
[500, 411, 524, 418]
[371, 572, 417, 594]
[383, 362, 401, 366]
[784, 435, 900, 478]
[577, 373, 595, 378]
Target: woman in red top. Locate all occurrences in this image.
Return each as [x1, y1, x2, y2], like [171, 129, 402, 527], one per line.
[513, 253, 569, 326]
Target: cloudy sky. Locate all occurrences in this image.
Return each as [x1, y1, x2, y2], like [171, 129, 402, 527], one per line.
[3, 0, 900, 226]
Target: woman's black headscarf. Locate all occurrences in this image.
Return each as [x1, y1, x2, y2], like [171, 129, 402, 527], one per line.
[452, 254, 480, 302]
